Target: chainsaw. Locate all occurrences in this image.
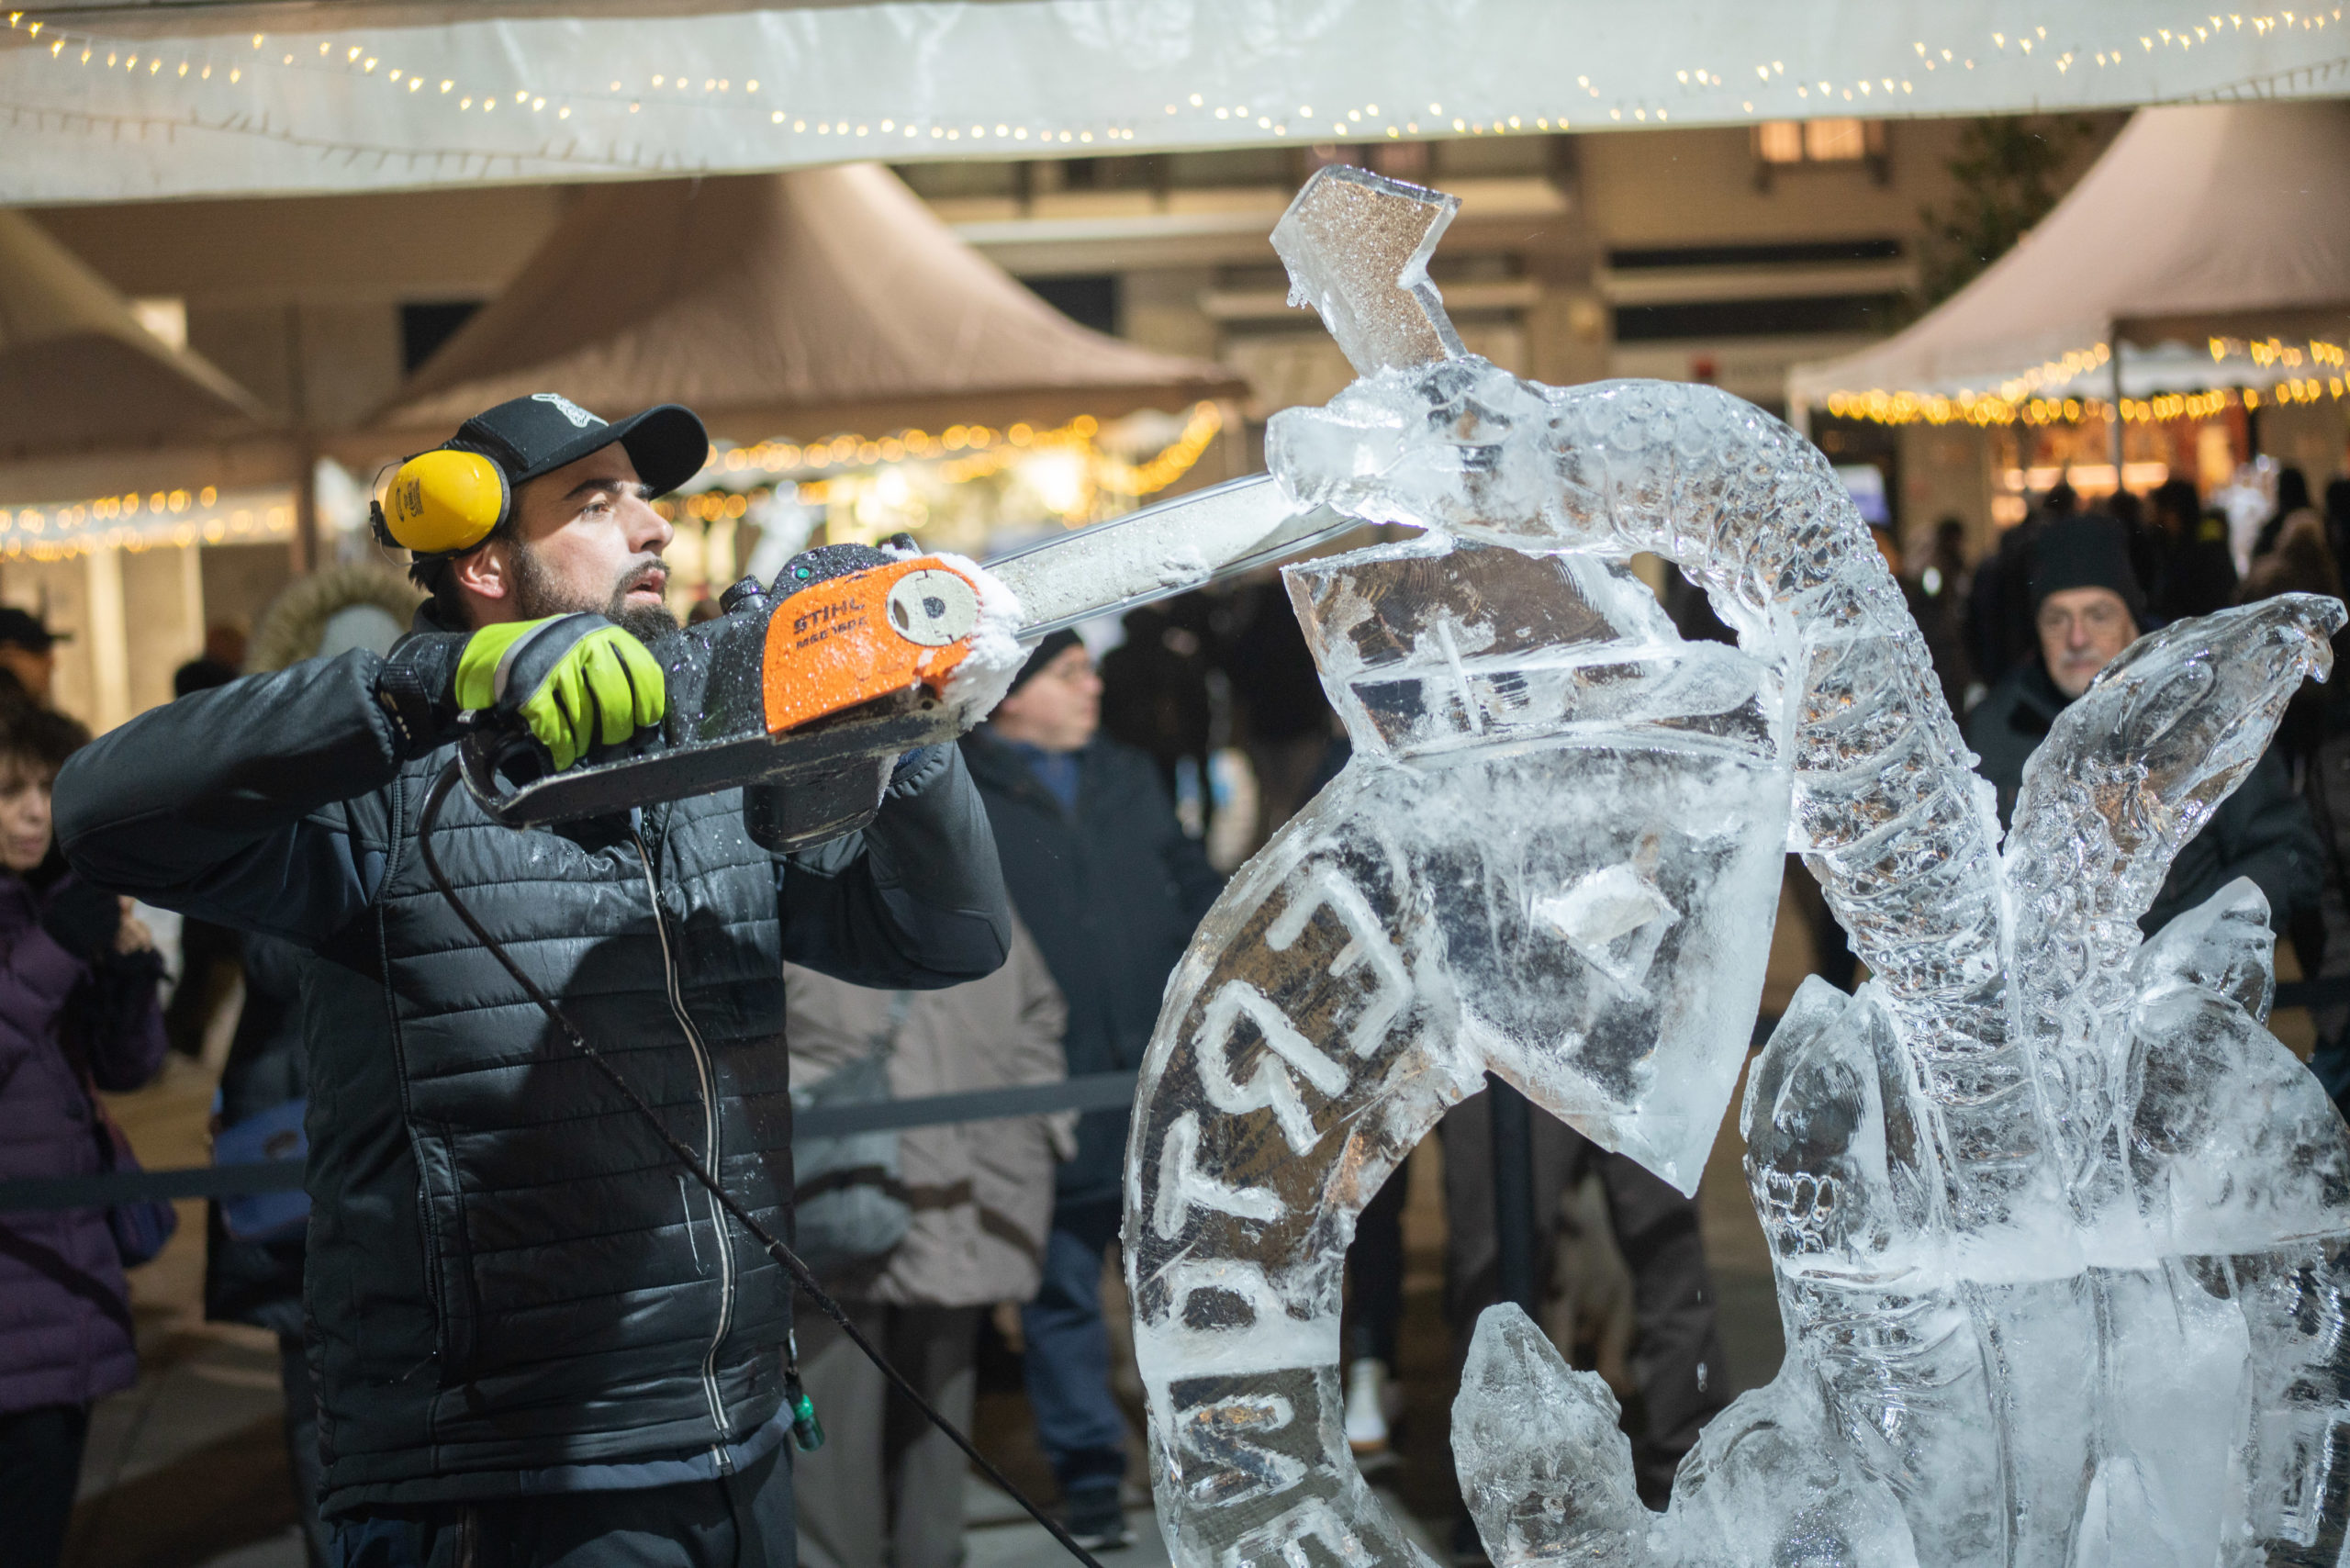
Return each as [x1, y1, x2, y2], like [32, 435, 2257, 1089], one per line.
[456, 475, 1354, 848]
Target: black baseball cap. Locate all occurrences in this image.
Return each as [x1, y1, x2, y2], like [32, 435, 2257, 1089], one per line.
[0, 607, 66, 652]
[450, 394, 709, 499]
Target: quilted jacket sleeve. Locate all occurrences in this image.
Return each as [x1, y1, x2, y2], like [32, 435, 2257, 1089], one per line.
[778, 743, 1013, 989]
[52, 650, 400, 946]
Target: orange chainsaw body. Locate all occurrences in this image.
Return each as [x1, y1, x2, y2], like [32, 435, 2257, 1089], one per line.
[761, 555, 983, 734]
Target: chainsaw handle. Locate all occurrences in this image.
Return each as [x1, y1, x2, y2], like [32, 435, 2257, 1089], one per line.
[455, 719, 545, 826]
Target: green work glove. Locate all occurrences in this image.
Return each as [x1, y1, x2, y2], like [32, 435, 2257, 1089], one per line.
[455, 614, 666, 771]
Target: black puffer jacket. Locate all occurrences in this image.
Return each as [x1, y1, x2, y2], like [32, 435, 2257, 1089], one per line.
[961, 730, 1220, 1208]
[1965, 655, 2323, 935]
[56, 643, 1009, 1517]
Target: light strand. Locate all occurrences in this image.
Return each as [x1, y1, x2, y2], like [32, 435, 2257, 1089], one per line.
[1822, 376, 2344, 428]
[7, 6, 2342, 160]
[0, 484, 293, 559]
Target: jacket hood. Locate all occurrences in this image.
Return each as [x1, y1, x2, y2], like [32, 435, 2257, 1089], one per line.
[245, 561, 423, 674]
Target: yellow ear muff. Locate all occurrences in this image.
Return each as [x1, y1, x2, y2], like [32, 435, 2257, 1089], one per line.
[382, 448, 509, 554]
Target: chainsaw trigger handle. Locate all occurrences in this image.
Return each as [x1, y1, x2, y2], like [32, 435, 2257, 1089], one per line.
[456, 723, 544, 825]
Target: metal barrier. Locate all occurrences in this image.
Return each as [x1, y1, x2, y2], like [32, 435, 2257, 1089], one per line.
[8, 975, 2345, 1214]
[0, 1070, 1146, 1213]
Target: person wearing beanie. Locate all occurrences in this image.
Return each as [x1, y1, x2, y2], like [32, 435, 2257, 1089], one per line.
[1965, 513, 2322, 938]
[958, 627, 1222, 1551]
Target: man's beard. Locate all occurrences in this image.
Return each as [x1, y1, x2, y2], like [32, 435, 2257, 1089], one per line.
[509, 539, 678, 645]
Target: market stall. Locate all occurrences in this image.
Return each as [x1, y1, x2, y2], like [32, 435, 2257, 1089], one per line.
[1787, 100, 2350, 535]
[364, 162, 1244, 605]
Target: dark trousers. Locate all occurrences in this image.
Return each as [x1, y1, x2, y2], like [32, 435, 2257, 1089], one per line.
[793, 1303, 979, 1568]
[330, 1440, 794, 1568]
[1442, 1090, 1728, 1500]
[1345, 1165, 1408, 1369]
[0, 1402, 91, 1568]
[1018, 1198, 1127, 1498]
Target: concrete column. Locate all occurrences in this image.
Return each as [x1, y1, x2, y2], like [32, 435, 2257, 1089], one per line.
[85, 544, 129, 733]
[182, 542, 206, 650]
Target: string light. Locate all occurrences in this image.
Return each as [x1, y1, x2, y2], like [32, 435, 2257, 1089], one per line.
[672, 402, 1224, 542]
[3, 5, 2344, 166]
[1820, 337, 2348, 426]
[0, 486, 292, 559]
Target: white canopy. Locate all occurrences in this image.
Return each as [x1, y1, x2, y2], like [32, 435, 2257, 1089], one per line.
[367, 162, 1242, 445]
[5, 0, 2347, 204]
[1787, 100, 2350, 414]
[0, 207, 266, 461]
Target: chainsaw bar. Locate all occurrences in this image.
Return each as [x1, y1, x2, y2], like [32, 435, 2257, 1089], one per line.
[984, 475, 1358, 640]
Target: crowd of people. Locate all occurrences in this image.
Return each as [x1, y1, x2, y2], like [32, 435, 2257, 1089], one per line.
[2, 387, 2347, 1568]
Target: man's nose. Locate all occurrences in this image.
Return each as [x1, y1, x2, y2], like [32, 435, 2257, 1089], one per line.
[628, 496, 675, 554]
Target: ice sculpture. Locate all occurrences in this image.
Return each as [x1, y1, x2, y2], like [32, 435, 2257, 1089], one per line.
[1122, 164, 2350, 1568]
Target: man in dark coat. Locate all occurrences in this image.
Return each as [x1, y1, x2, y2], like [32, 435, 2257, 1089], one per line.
[1965, 514, 2322, 937]
[54, 395, 1012, 1567]
[960, 629, 1221, 1550]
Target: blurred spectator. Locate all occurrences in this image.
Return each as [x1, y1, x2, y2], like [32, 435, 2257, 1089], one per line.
[1874, 521, 1972, 723]
[785, 924, 1069, 1568]
[2325, 477, 2350, 569]
[1917, 517, 1979, 712]
[2240, 507, 2345, 779]
[1441, 1093, 1726, 1513]
[172, 623, 249, 698]
[205, 935, 319, 1560]
[2239, 508, 2344, 606]
[1966, 482, 2076, 687]
[2254, 465, 2316, 559]
[1342, 1166, 1409, 1458]
[2109, 488, 2165, 611]
[163, 622, 251, 1059]
[1965, 516, 2321, 939]
[2146, 478, 2239, 622]
[0, 609, 65, 709]
[1922, 517, 1971, 599]
[1099, 595, 1222, 840]
[1228, 580, 1337, 847]
[196, 562, 415, 1565]
[173, 658, 237, 699]
[960, 631, 1221, 1550]
[0, 707, 168, 1568]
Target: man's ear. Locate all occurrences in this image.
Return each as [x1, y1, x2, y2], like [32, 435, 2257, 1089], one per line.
[452, 542, 510, 602]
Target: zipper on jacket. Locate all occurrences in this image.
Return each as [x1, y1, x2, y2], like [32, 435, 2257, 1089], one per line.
[632, 830, 737, 1461]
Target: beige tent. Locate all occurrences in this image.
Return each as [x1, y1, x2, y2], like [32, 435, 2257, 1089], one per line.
[370, 163, 1244, 443]
[0, 209, 270, 464]
[1787, 101, 2350, 418]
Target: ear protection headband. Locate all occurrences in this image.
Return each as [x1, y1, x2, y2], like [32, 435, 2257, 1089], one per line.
[369, 447, 511, 556]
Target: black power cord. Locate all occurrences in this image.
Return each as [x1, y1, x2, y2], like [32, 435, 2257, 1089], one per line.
[418, 762, 1110, 1568]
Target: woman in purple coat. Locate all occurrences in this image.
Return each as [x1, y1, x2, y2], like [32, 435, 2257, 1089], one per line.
[0, 707, 167, 1568]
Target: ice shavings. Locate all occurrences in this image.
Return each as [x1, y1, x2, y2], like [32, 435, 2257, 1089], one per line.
[982, 477, 1305, 637]
[927, 551, 1025, 722]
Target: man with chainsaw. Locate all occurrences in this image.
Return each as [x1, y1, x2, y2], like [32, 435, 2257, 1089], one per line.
[53, 395, 1013, 1566]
